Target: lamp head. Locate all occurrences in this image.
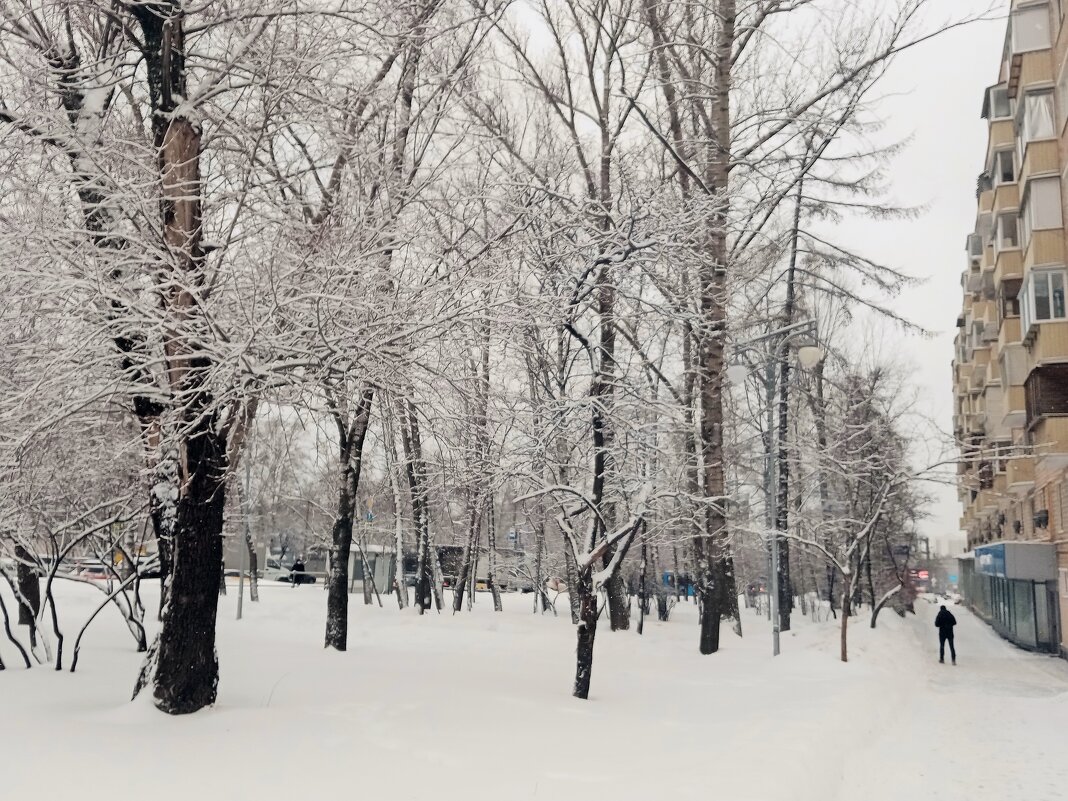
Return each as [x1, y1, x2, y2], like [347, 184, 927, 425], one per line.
[797, 345, 825, 370]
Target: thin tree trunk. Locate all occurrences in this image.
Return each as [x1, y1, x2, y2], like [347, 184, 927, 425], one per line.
[563, 540, 580, 624]
[487, 499, 503, 612]
[840, 582, 851, 663]
[775, 166, 805, 634]
[637, 542, 648, 635]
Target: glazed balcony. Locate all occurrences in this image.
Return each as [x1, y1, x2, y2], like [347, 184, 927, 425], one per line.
[1020, 140, 1060, 188]
[1024, 229, 1065, 274]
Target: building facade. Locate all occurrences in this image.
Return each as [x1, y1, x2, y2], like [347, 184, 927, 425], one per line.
[955, 0, 1068, 656]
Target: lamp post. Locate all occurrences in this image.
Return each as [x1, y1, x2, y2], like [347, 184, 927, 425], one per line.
[727, 319, 824, 656]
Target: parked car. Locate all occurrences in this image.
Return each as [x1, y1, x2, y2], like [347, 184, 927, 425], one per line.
[76, 563, 112, 581]
[278, 572, 317, 585]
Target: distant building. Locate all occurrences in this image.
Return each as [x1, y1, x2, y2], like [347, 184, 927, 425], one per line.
[955, 1, 1068, 658]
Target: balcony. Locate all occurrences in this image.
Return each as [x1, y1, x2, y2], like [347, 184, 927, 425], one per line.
[1007, 455, 1036, 492]
[999, 316, 1023, 348]
[993, 182, 1019, 217]
[978, 187, 995, 214]
[1008, 49, 1053, 98]
[1026, 321, 1068, 363]
[1003, 384, 1027, 429]
[994, 248, 1023, 283]
[988, 119, 1015, 151]
[1020, 140, 1060, 187]
[1024, 229, 1065, 273]
[1030, 416, 1068, 469]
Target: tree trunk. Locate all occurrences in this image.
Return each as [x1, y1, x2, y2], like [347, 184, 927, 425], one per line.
[142, 423, 228, 714]
[870, 583, 903, 629]
[604, 568, 630, 630]
[245, 532, 259, 603]
[637, 543, 647, 635]
[325, 391, 374, 651]
[534, 523, 547, 613]
[400, 398, 433, 614]
[775, 166, 806, 635]
[840, 583, 851, 663]
[15, 544, 40, 632]
[325, 459, 354, 649]
[573, 569, 598, 699]
[486, 499, 503, 612]
[563, 540, 580, 624]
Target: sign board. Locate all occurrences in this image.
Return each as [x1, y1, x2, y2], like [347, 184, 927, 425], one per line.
[975, 543, 1007, 578]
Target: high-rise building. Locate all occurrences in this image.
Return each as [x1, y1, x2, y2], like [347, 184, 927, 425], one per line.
[956, 0, 1068, 657]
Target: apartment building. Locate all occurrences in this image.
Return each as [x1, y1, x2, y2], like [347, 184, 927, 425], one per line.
[955, 0, 1068, 656]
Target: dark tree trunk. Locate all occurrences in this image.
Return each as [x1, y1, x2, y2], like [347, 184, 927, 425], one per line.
[325, 470, 354, 648]
[573, 570, 598, 699]
[143, 422, 228, 714]
[697, 583, 722, 655]
[840, 583, 851, 662]
[15, 544, 40, 632]
[637, 542, 647, 635]
[325, 390, 373, 651]
[605, 567, 629, 630]
[775, 166, 806, 635]
[453, 499, 479, 612]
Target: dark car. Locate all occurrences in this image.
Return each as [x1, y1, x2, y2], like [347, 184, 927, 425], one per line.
[278, 572, 317, 585]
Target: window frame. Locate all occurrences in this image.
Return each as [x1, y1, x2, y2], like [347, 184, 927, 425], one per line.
[1022, 176, 1063, 241]
[993, 149, 1017, 186]
[1012, 4, 1053, 54]
[989, 84, 1014, 121]
[1020, 267, 1068, 331]
[1017, 90, 1057, 167]
[997, 211, 1022, 252]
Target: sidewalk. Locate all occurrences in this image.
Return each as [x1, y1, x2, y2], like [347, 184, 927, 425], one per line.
[837, 601, 1068, 800]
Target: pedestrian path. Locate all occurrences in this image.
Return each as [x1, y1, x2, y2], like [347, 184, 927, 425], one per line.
[837, 600, 1068, 801]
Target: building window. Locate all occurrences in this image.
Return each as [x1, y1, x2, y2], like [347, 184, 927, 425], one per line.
[1020, 268, 1068, 330]
[1012, 5, 1052, 54]
[997, 212, 1021, 250]
[1018, 91, 1056, 164]
[1001, 277, 1023, 318]
[989, 84, 1013, 120]
[995, 150, 1016, 185]
[1021, 176, 1063, 245]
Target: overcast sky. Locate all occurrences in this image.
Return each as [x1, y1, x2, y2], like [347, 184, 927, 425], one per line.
[834, 3, 1006, 556]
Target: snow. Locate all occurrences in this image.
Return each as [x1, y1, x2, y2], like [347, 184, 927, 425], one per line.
[2, 584, 1067, 800]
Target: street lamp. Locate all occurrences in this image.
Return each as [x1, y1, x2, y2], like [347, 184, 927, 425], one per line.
[728, 319, 825, 656]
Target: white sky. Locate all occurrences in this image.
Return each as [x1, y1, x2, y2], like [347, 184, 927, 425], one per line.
[836, 4, 1006, 556]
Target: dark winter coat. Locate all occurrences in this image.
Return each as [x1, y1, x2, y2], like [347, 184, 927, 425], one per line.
[934, 608, 957, 632]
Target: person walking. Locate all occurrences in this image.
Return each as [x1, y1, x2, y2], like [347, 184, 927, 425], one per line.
[935, 604, 957, 665]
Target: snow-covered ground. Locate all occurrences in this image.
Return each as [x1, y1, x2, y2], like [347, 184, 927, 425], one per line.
[2, 582, 1066, 800]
